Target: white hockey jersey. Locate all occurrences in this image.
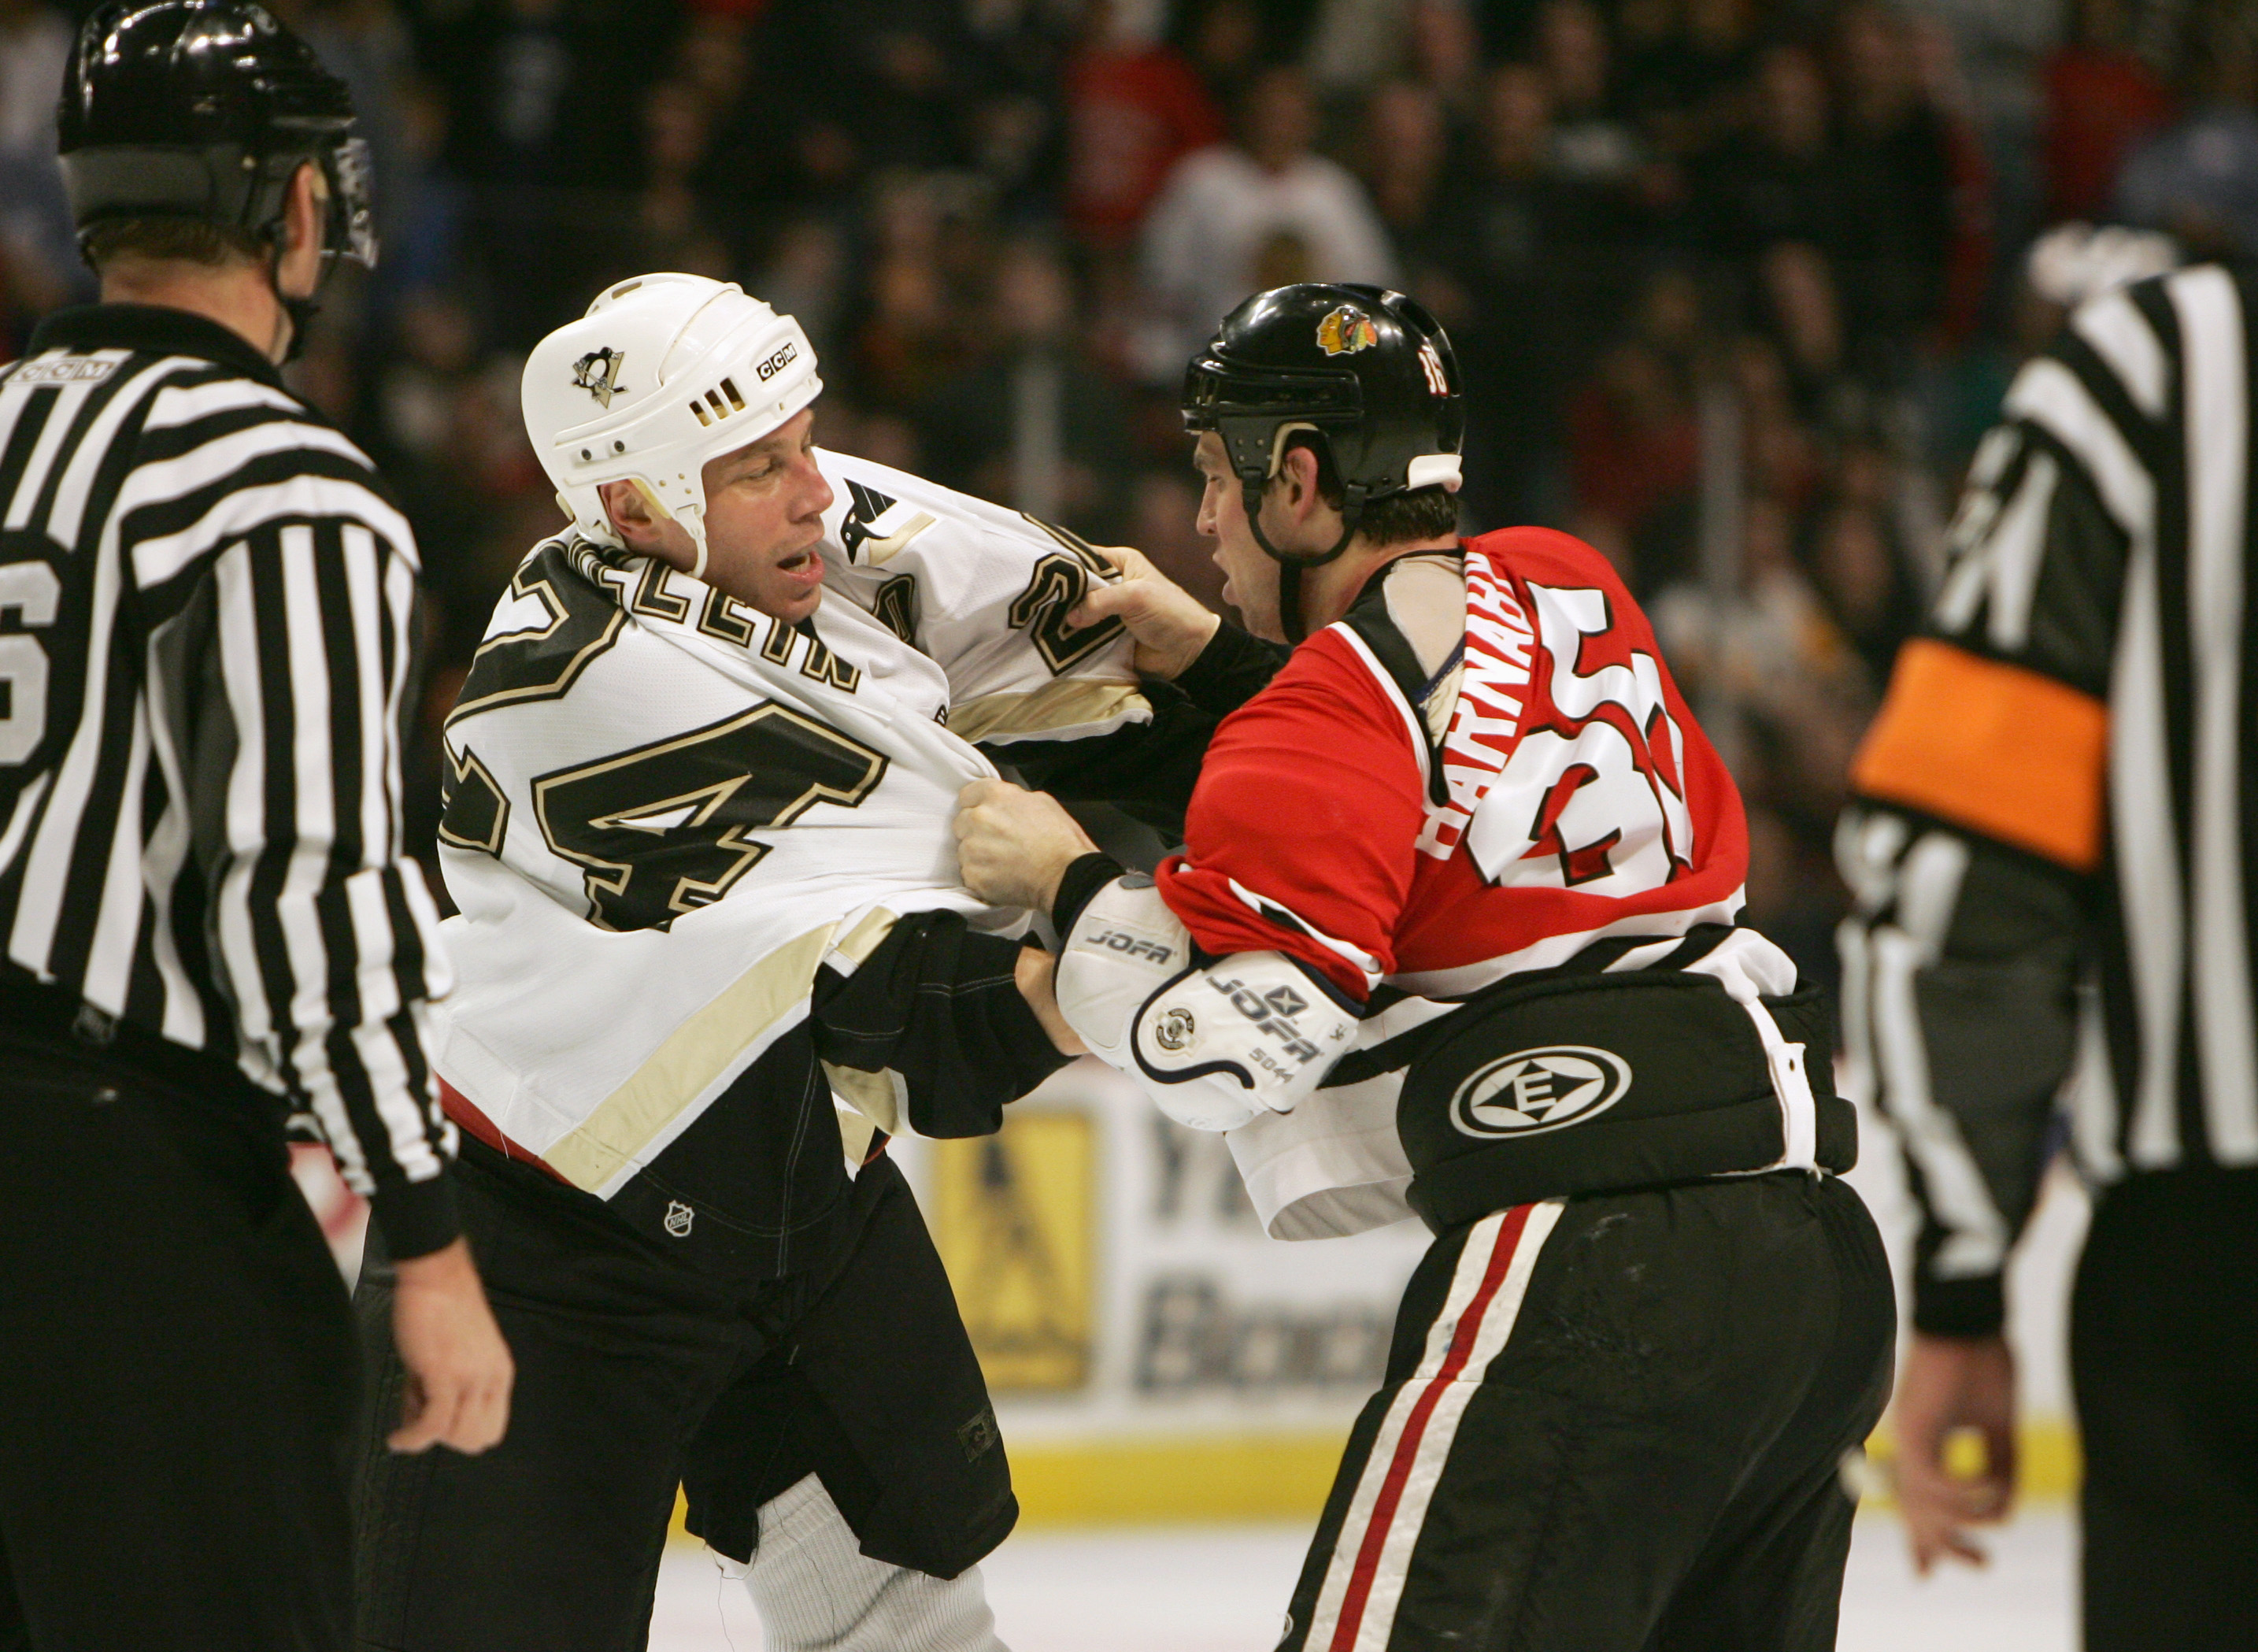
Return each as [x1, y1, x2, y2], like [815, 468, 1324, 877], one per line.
[432, 450, 1145, 1206]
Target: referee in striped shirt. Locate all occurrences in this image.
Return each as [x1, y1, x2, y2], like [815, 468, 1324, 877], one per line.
[1838, 245, 2258, 1647]
[0, 6, 509, 1648]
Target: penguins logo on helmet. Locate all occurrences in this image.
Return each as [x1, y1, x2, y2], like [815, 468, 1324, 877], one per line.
[570, 348, 627, 408]
[1316, 306, 1379, 356]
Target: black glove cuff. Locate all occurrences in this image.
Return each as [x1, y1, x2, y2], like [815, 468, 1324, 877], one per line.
[1172, 620, 1287, 714]
[1911, 1271, 2007, 1339]
[1052, 851, 1126, 939]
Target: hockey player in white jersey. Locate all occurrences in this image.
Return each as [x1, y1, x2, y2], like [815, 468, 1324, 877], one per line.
[350, 273, 1277, 1652]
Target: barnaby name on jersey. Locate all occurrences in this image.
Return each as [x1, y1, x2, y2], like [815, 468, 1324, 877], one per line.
[1418, 550, 1536, 858]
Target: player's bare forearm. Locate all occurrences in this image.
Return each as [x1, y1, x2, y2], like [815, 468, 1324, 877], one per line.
[1015, 946, 1087, 1056]
[954, 779, 1097, 913]
[388, 1235, 515, 1455]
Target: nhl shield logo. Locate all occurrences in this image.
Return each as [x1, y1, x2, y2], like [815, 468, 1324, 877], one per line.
[1449, 1046, 1632, 1138]
[663, 1199, 694, 1237]
[572, 346, 627, 407]
[1316, 306, 1379, 356]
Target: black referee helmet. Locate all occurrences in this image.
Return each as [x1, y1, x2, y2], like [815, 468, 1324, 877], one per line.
[58, 2, 376, 288]
[1183, 283, 1464, 640]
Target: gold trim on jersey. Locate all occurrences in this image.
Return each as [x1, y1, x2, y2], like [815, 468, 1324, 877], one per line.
[946, 679, 1148, 746]
[540, 921, 836, 1191]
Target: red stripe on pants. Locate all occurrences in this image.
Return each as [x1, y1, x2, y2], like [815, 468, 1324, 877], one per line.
[1328, 1202, 1535, 1651]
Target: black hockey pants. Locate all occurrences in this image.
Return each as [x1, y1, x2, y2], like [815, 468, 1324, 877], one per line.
[1280, 1172, 1894, 1652]
[351, 1139, 1012, 1652]
[2075, 1166, 2258, 1652]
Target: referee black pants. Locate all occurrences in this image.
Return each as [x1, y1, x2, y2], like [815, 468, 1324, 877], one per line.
[1280, 1173, 1895, 1652]
[0, 1032, 357, 1652]
[2074, 1167, 2258, 1652]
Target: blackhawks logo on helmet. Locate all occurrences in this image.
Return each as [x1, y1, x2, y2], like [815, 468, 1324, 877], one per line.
[1316, 306, 1379, 356]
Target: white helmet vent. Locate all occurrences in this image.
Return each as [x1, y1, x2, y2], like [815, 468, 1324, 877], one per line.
[690, 376, 748, 428]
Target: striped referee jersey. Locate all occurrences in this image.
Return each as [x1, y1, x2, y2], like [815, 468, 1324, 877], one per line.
[1838, 260, 2258, 1335]
[0, 302, 457, 1254]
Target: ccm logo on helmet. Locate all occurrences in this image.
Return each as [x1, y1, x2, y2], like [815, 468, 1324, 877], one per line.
[756, 341, 799, 382]
[1449, 1046, 1631, 1138]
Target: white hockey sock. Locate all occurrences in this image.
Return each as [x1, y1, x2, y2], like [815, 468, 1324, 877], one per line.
[740, 1473, 1010, 1652]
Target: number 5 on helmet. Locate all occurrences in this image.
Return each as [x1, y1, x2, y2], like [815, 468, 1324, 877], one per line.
[1053, 876, 1358, 1132]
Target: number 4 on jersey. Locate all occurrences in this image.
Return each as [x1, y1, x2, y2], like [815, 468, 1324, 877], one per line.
[527, 702, 889, 932]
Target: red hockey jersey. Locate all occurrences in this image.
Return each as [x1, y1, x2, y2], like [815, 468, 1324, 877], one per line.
[1156, 527, 1750, 1002]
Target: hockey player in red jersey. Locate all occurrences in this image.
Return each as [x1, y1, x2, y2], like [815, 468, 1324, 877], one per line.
[957, 284, 1895, 1651]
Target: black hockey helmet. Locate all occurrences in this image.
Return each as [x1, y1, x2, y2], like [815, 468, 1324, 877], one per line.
[58, 2, 376, 281]
[1183, 283, 1463, 639]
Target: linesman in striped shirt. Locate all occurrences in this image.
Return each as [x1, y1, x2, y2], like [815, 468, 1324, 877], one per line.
[1838, 245, 2258, 1647]
[0, 6, 511, 1648]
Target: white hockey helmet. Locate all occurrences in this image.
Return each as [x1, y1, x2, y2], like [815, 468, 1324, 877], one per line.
[522, 272, 822, 577]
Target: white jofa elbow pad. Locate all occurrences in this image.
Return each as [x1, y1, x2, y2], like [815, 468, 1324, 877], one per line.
[1055, 876, 1359, 1132]
[1052, 875, 1190, 1065]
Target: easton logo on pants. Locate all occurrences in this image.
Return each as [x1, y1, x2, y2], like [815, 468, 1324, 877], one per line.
[1449, 1046, 1632, 1137]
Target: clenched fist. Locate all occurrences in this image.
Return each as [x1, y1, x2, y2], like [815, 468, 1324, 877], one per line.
[954, 779, 1098, 913]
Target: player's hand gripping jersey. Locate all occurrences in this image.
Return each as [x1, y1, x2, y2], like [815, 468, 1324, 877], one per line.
[434, 450, 1148, 1275]
[1056, 527, 1857, 1235]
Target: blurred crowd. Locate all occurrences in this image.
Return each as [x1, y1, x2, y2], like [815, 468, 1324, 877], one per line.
[5, 0, 2256, 981]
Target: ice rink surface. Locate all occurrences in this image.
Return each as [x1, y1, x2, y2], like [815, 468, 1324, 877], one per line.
[647, 1505, 2076, 1650]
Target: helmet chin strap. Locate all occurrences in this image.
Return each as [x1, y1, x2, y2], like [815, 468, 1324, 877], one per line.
[265, 206, 340, 367]
[263, 241, 322, 365]
[624, 480, 709, 580]
[1240, 477, 1367, 646]
[280, 296, 324, 364]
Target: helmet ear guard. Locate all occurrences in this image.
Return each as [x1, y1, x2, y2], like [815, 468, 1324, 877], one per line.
[322, 133, 378, 270]
[1236, 418, 1365, 598]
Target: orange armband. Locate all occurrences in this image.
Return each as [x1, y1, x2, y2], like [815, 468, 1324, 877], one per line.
[1850, 638, 2109, 871]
